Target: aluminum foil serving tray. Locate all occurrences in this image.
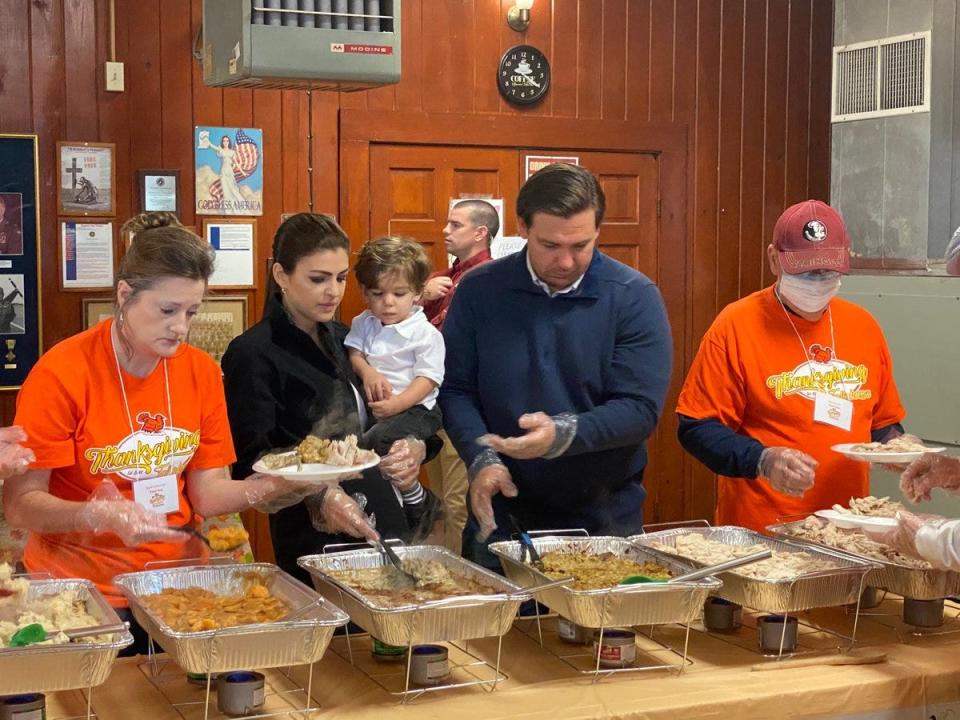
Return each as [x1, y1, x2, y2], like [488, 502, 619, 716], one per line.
[114, 563, 348, 674]
[488, 535, 721, 629]
[299, 545, 528, 647]
[768, 518, 960, 601]
[631, 526, 877, 614]
[0, 578, 133, 695]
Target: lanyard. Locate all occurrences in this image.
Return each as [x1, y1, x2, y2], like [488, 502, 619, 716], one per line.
[774, 287, 836, 372]
[111, 326, 173, 435]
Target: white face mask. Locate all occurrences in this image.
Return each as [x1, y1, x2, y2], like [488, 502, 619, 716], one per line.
[778, 271, 842, 313]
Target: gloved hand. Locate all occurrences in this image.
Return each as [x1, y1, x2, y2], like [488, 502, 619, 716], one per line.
[0, 426, 35, 478]
[305, 487, 378, 541]
[470, 464, 518, 542]
[900, 453, 960, 503]
[75, 482, 187, 547]
[241, 472, 329, 513]
[757, 447, 817, 497]
[862, 509, 933, 559]
[479, 412, 560, 460]
[379, 437, 426, 492]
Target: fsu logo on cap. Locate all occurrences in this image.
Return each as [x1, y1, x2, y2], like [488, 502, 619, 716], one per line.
[803, 220, 827, 243]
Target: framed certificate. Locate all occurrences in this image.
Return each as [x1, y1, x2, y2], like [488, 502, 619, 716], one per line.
[137, 169, 181, 215]
[57, 142, 116, 216]
[201, 218, 256, 288]
[0, 134, 42, 389]
[60, 220, 115, 290]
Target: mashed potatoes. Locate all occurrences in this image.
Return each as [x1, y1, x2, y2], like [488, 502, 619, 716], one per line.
[0, 563, 100, 647]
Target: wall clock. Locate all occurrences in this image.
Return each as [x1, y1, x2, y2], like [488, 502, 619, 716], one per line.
[497, 45, 550, 106]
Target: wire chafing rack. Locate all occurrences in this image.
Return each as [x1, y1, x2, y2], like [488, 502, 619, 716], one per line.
[298, 543, 546, 703]
[631, 522, 879, 659]
[488, 530, 720, 681]
[0, 575, 133, 720]
[114, 562, 348, 720]
[769, 516, 960, 641]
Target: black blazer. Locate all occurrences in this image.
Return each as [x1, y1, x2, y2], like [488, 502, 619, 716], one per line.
[222, 293, 408, 582]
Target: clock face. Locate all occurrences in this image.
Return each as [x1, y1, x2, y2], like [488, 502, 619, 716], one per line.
[498, 45, 550, 106]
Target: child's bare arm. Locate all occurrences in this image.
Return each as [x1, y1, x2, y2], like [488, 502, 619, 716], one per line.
[348, 348, 393, 402]
[369, 377, 437, 419]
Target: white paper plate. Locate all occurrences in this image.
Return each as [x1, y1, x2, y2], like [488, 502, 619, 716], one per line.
[252, 455, 380, 484]
[831, 443, 946, 464]
[814, 509, 899, 531]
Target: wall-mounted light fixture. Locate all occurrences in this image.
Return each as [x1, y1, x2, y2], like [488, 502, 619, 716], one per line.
[507, 0, 534, 32]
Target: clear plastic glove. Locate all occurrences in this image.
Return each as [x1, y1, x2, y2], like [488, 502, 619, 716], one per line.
[305, 487, 378, 541]
[379, 437, 426, 492]
[75, 482, 187, 547]
[479, 412, 570, 460]
[863, 510, 933, 560]
[899, 453, 960, 503]
[757, 447, 817, 497]
[242, 472, 329, 514]
[0, 426, 35, 478]
[470, 464, 518, 543]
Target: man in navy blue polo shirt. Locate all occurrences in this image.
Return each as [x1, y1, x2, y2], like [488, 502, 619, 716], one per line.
[438, 163, 672, 566]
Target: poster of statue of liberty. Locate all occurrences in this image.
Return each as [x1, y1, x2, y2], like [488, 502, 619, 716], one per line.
[195, 126, 263, 216]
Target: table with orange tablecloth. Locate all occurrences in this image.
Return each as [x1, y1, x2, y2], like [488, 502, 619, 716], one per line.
[41, 598, 960, 720]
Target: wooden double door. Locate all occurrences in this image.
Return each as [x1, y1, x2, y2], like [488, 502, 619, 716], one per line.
[357, 144, 661, 301]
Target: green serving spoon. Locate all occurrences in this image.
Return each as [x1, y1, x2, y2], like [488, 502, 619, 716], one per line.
[9, 621, 128, 648]
[621, 549, 772, 585]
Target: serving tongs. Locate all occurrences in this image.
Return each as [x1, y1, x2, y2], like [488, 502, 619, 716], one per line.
[509, 514, 545, 571]
[372, 537, 419, 588]
[8, 620, 129, 648]
[621, 548, 774, 585]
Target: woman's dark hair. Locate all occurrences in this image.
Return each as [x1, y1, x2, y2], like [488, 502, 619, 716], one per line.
[266, 213, 351, 308]
[354, 236, 432, 293]
[516, 162, 606, 229]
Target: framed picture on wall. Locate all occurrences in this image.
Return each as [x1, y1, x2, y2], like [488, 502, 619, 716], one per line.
[0, 134, 42, 390]
[201, 218, 256, 288]
[190, 295, 248, 365]
[82, 298, 115, 330]
[137, 169, 181, 215]
[57, 142, 116, 216]
[60, 220, 115, 290]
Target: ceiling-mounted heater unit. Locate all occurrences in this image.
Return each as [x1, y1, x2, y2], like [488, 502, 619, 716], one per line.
[202, 0, 401, 91]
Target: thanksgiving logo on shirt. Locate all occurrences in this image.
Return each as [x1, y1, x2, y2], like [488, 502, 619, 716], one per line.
[765, 344, 872, 402]
[83, 412, 201, 481]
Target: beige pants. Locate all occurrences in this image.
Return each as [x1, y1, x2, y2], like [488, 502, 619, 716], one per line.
[424, 429, 469, 555]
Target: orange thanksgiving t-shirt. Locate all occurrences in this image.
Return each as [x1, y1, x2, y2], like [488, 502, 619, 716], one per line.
[14, 319, 236, 606]
[677, 286, 905, 531]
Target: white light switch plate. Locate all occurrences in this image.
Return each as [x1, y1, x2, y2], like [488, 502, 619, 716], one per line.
[105, 61, 124, 92]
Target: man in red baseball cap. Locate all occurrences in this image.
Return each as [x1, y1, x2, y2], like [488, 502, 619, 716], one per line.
[675, 199, 914, 531]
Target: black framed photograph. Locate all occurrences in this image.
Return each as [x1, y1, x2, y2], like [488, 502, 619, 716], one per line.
[0, 134, 41, 389]
[137, 169, 181, 215]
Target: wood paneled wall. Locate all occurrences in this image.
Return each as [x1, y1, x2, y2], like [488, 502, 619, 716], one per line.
[0, 0, 832, 526]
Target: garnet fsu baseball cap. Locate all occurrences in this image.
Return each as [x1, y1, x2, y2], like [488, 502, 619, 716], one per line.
[773, 199, 850, 274]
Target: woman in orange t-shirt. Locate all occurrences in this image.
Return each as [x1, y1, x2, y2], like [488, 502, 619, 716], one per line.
[2, 213, 306, 653]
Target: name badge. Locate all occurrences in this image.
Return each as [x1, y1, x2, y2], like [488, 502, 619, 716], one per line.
[132, 475, 179, 515]
[813, 392, 853, 431]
